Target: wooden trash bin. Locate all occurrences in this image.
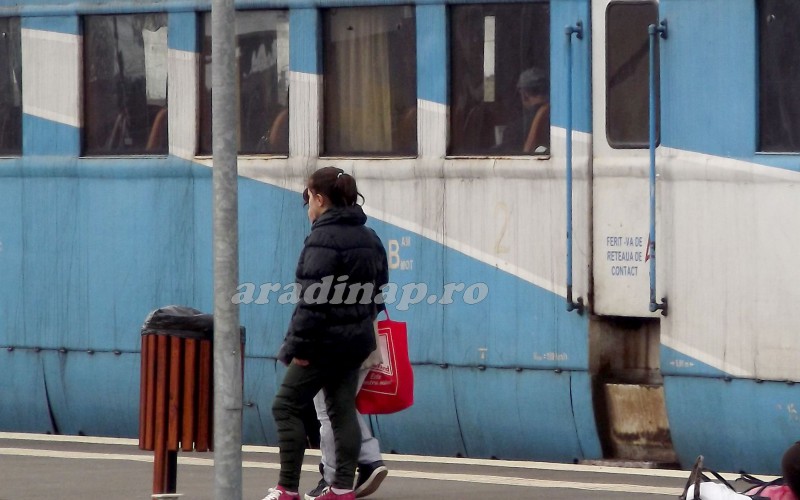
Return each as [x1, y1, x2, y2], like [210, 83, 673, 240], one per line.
[138, 306, 244, 498]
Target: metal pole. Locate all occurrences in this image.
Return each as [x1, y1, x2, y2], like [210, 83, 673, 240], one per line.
[212, 0, 242, 499]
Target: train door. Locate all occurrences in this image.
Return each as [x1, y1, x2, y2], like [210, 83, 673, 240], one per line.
[588, 0, 677, 464]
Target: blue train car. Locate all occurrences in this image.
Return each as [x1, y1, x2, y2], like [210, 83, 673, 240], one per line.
[0, 0, 798, 475]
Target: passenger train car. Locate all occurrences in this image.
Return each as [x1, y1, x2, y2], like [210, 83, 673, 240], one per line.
[1, 0, 798, 475]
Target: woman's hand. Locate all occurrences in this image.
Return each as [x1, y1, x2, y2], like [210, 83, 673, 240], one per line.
[292, 358, 310, 367]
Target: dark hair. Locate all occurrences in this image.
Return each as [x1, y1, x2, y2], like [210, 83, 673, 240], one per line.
[303, 166, 363, 207]
[782, 441, 800, 496]
[517, 67, 549, 96]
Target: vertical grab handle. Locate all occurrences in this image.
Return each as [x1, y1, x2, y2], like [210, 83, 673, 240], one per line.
[565, 21, 584, 314]
[648, 20, 668, 316]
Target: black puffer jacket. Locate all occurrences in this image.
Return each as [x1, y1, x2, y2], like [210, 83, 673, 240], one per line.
[278, 205, 388, 369]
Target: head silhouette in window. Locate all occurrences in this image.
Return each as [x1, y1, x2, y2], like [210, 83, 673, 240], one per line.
[498, 67, 550, 154]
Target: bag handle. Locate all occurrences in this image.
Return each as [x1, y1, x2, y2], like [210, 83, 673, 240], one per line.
[702, 469, 735, 491]
[739, 471, 785, 495]
[751, 478, 785, 496]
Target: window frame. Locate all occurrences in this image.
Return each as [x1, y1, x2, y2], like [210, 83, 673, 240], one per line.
[447, 2, 551, 157]
[757, 0, 800, 153]
[605, 0, 659, 150]
[82, 12, 169, 157]
[321, 5, 418, 158]
[197, 9, 290, 157]
[0, 16, 22, 157]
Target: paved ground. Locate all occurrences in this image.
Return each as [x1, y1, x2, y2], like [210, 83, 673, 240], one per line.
[0, 432, 717, 499]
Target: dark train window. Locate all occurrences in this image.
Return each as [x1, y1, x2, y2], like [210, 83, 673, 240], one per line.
[199, 10, 289, 156]
[0, 18, 21, 156]
[759, 0, 800, 152]
[606, 1, 658, 148]
[84, 14, 168, 156]
[449, 3, 550, 156]
[323, 6, 417, 157]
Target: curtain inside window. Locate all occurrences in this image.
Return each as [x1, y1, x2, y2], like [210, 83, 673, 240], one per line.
[326, 9, 393, 154]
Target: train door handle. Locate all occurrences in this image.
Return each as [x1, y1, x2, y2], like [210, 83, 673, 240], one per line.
[565, 20, 584, 314]
[648, 20, 669, 316]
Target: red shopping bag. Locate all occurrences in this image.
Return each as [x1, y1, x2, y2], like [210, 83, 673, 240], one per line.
[356, 313, 414, 414]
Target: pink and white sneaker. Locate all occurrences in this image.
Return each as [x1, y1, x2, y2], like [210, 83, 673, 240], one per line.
[261, 485, 299, 500]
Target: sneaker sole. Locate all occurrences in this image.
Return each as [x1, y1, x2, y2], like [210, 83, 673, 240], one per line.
[355, 466, 388, 498]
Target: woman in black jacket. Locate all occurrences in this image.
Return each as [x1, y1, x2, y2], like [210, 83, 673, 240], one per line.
[262, 167, 388, 500]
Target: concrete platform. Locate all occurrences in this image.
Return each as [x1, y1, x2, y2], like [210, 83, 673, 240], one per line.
[0, 432, 713, 499]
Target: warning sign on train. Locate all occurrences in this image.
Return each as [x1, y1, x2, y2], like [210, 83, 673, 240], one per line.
[606, 236, 644, 277]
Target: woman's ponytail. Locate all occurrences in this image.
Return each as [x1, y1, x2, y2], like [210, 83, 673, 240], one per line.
[308, 166, 364, 207]
[334, 172, 361, 206]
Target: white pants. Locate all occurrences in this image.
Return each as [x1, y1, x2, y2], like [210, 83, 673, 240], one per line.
[313, 367, 382, 485]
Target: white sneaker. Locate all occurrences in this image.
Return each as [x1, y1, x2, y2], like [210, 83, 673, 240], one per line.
[261, 485, 298, 500]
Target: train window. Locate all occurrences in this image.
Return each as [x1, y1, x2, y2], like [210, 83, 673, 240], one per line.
[449, 3, 550, 156]
[322, 6, 417, 157]
[0, 17, 21, 156]
[84, 14, 168, 156]
[606, 1, 658, 149]
[199, 10, 289, 156]
[758, 0, 800, 152]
